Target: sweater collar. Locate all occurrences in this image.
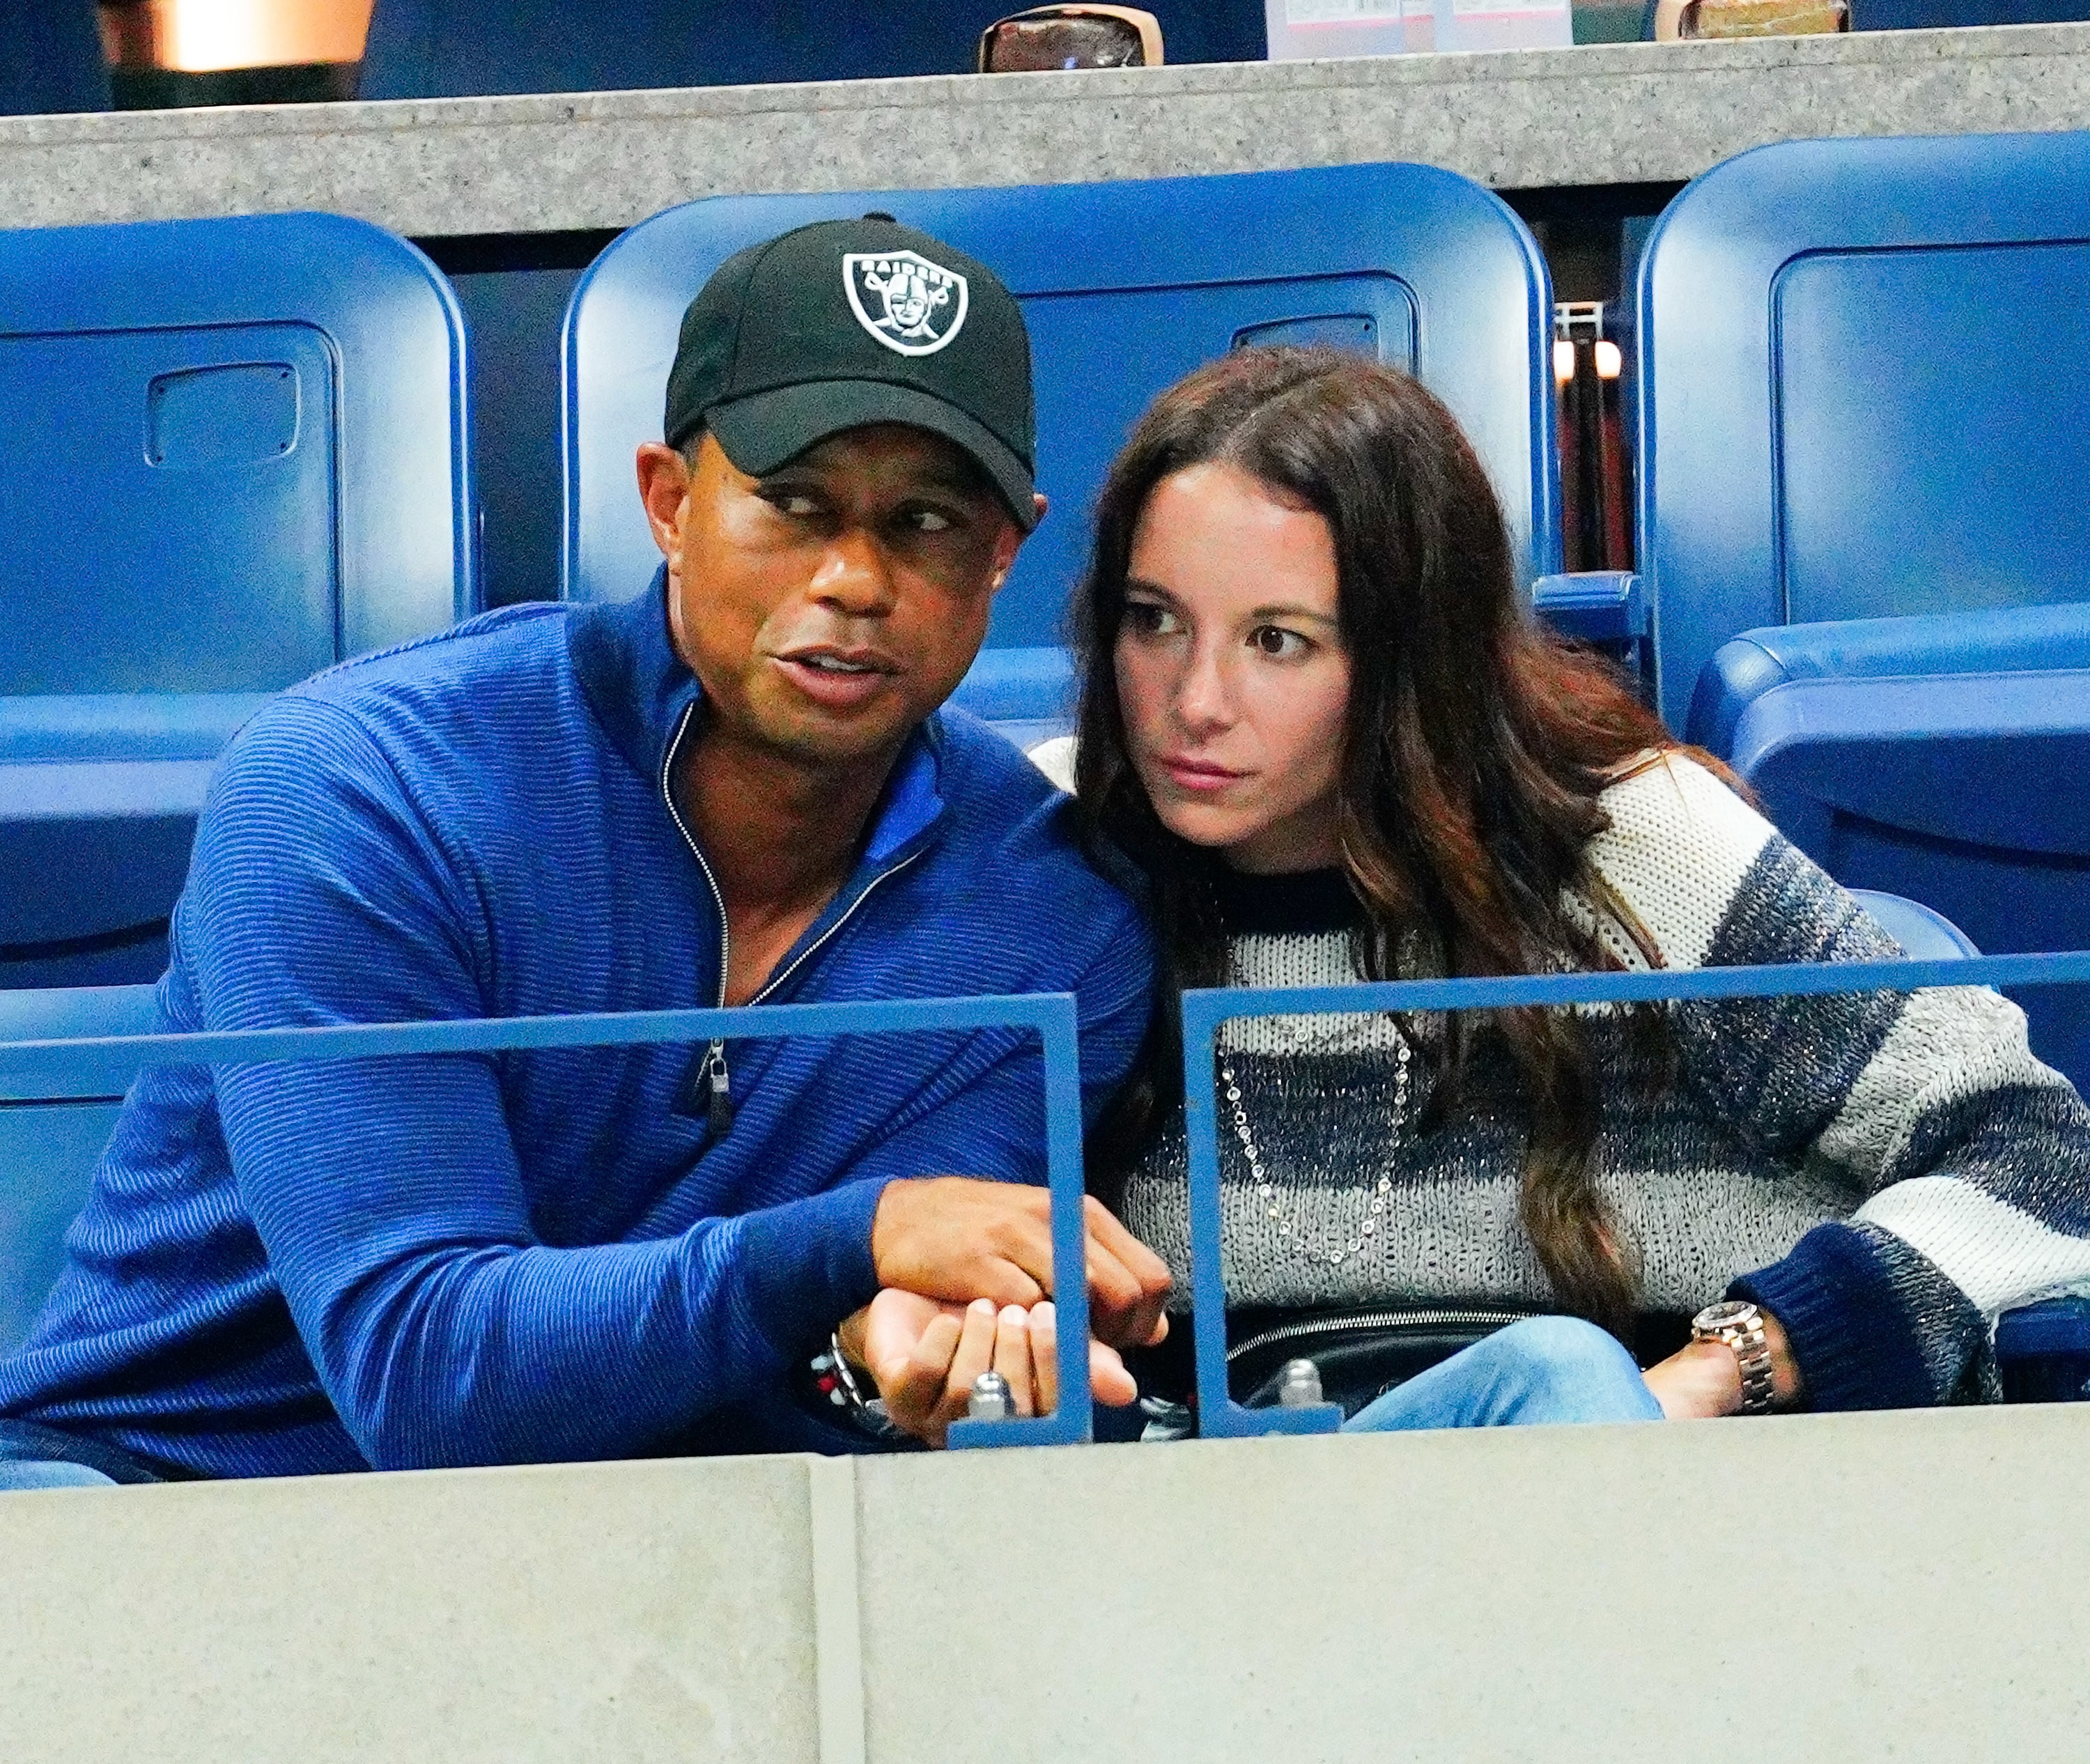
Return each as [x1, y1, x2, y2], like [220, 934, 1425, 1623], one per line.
[567, 565, 947, 865]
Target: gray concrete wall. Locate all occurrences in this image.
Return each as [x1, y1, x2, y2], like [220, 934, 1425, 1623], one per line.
[0, 1455, 826, 1764]
[3, 24, 2090, 237]
[5, 1405, 2085, 1762]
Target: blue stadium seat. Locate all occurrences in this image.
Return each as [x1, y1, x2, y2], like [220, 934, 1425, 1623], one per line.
[358, 0, 1265, 98]
[0, 984, 157, 1358]
[0, 1, 109, 117]
[1632, 132, 2090, 1088]
[1852, 0, 2090, 22]
[0, 212, 479, 990]
[1845, 888, 1977, 961]
[562, 162, 1560, 740]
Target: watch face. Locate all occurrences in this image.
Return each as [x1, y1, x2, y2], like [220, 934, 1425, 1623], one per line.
[1694, 1299, 1756, 1333]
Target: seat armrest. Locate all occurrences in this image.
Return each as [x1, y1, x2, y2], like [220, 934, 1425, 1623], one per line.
[0, 693, 272, 764]
[1692, 603, 2090, 750]
[1728, 668, 2090, 858]
[1996, 1297, 2090, 1404]
[1531, 572, 1648, 643]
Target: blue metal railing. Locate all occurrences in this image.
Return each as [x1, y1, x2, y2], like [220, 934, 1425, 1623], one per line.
[1180, 951, 2090, 1439]
[1, 991, 1095, 1450]
[14, 950, 2089, 1455]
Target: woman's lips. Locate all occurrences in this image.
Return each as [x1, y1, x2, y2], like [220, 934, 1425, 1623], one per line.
[1156, 753, 1248, 794]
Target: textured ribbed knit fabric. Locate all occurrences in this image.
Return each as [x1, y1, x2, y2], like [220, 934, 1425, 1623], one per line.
[0, 573, 1153, 1477]
[1120, 755, 2090, 1408]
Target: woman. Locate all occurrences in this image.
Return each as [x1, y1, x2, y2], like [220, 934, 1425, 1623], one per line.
[852, 348, 2090, 1444]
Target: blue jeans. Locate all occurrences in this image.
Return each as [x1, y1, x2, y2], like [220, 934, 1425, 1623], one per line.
[0, 1418, 167, 1491]
[1344, 1315, 1664, 1432]
[0, 1460, 115, 1491]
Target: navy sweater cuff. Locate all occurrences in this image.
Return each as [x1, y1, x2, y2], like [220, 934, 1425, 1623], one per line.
[1731, 1222, 1935, 1412]
[736, 1176, 888, 1363]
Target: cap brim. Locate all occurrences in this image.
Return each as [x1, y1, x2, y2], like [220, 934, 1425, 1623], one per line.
[708, 380, 1038, 532]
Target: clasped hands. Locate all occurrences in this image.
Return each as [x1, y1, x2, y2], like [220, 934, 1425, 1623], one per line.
[849, 1176, 1172, 1448]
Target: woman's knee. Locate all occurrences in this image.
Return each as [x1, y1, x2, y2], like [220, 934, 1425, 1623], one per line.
[1478, 1315, 1657, 1422]
[0, 1460, 117, 1492]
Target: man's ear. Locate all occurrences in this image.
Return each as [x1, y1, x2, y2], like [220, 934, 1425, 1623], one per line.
[989, 492, 1048, 592]
[635, 442, 692, 565]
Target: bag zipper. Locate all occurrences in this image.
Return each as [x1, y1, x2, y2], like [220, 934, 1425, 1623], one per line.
[658, 702, 926, 1138]
[1226, 1306, 1533, 1365]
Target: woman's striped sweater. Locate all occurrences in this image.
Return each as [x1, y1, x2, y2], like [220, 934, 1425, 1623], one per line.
[1117, 755, 2090, 1408]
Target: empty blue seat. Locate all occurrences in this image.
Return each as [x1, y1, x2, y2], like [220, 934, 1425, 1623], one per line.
[358, 0, 1265, 98]
[562, 162, 1561, 739]
[1853, 0, 2090, 23]
[1995, 1297, 2090, 1403]
[1632, 132, 2090, 1088]
[0, 212, 479, 989]
[0, 1, 108, 116]
[0, 984, 157, 1357]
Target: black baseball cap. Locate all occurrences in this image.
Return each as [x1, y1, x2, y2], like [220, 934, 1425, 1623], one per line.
[663, 215, 1037, 529]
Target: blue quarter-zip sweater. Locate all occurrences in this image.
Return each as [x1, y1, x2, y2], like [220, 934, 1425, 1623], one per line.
[0, 578, 1154, 1478]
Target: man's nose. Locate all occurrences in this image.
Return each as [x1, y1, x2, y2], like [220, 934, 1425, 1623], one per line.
[810, 527, 897, 615]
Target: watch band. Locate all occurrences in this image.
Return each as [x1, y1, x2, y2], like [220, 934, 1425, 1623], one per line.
[1692, 1300, 1777, 1415]
[810, 1329, 906, 1441]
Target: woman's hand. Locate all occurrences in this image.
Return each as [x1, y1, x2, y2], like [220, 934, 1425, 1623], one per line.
[1643, 1309, 1804, 1419]
[846, 1289, 1140, 1448]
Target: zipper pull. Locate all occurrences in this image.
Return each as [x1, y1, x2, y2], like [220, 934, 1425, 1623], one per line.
[706, 1039, 734, 1139]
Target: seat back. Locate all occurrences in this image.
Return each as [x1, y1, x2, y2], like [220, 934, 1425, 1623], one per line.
[1854, 0, 2090, 22]
[562, 163, 1558, 720]
[0, 985, 158, 1357]
[0, 212, 475, 697]
[1636, 132, 2090, 730]
[0, 212, 476, 988]
[357, 0, 1264, 97]
[0, 1, 109, 116]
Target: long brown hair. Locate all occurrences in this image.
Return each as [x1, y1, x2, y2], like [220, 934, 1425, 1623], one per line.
[1076, 348, 1680, 1336]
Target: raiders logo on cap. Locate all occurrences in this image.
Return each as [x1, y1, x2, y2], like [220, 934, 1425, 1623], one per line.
[843, 250, 970, 357]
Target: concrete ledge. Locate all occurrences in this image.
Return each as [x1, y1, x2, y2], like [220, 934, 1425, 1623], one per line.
[0, 1455, 824, 1764]
[3, 1404, 2084, 1763]
[856, 1404, 2090, 1761]
[3, 24, 2090, 235]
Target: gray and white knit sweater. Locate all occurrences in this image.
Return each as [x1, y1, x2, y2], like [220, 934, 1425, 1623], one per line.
[1116, 755, 2090, 1409]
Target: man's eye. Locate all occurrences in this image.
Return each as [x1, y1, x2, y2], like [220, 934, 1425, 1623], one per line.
[776, 493, 821, 518]
[1251, 625, 1310, 660]
[906, 508, 954, 534]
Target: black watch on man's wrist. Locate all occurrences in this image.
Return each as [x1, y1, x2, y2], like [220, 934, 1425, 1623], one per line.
[805, 1330, 906, 1441]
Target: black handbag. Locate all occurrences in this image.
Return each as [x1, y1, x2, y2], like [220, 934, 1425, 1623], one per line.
[1228, 1303, 1546, 1421]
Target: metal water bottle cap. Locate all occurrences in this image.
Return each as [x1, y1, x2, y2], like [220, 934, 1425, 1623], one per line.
[1276, 1358, 1324, 1408]
[968, 1370, 1014, 1421]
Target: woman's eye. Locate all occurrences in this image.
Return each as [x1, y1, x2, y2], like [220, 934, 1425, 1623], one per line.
[1251, 625, 1310, 660]
[1124, 601, 1182, 637]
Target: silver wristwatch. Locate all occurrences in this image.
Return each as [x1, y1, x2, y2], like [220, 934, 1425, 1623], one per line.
[1692, 1299, 1777, 1415]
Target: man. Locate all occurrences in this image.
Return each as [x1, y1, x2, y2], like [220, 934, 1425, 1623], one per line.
[0, 217, 1165, 1483]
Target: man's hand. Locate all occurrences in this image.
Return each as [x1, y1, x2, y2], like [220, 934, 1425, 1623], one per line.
[849, 1289, 1140, 1448]
[869, 1177, 1171, 1351]
[1643, 1309, 1804, 1419]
